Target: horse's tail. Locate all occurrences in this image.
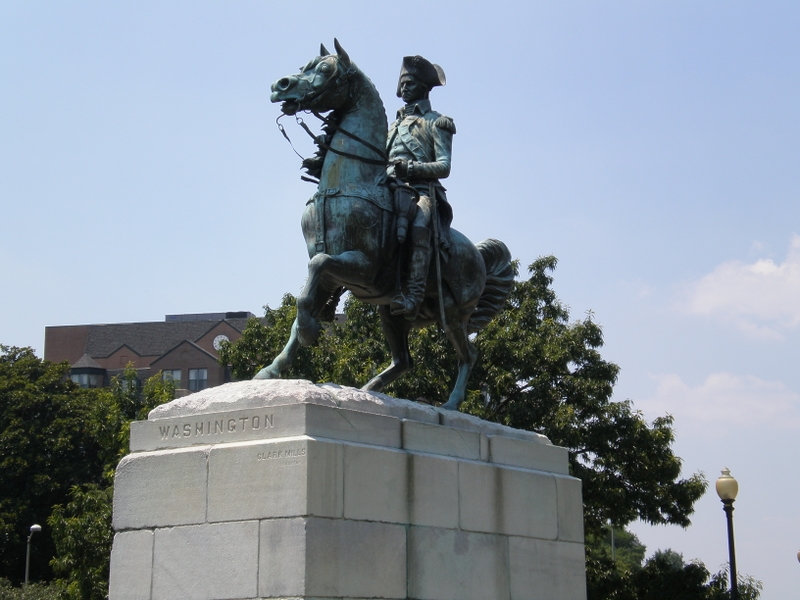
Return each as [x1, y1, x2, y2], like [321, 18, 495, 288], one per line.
[468, 239, 516, 334]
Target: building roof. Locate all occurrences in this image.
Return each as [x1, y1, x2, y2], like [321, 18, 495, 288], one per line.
[71, 353, 104, 369]
[151, 339, 219, 366]
[83, 318, 252, 358]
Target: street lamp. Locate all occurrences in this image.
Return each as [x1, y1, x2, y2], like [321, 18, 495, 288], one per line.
[25, 524, 41, 586]
[715, 468, 739, 600]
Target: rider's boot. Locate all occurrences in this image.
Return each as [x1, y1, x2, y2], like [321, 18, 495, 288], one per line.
[391, 226, 431, 321]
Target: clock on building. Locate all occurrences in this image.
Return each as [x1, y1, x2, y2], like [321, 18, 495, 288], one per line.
[212, 334, 230, 351]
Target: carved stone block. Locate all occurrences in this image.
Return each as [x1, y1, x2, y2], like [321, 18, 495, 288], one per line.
[408, 527, 510, 600]
[402, 419, 482, 459]
[257, 517, 406, 598]
[509, 537, 588, 600]
[343, 444, 408, 523]
[207, 438, 343, 522]
[151, 521, 259, 600]
[557, 475, 586, 543]
[408, 452, 460, 528]
[112, 446, 209, 530]
[108, 530, 153, 600]
[459, 461, 559, 539]
[488, 433, 569, 474]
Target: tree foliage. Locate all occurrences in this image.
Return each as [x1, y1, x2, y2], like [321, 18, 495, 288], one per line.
[586, 527, 647, 578]
[0, 346, 114, 584]
[468, 257, 707, 535]
[48, 486, 113, 600]
[0, 579, 59, 600]
[0, 350, 172, 595]
[45, 366, 173, 600]
[585, 535, 762, 600]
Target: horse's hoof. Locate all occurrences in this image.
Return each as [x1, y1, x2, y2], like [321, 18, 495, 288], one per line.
[440, 399, 461, 411]
[362, 378, 383, 393]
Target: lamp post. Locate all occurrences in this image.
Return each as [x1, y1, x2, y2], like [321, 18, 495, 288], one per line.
[25, 524, 41, 586]
[715, 468, 738, 600]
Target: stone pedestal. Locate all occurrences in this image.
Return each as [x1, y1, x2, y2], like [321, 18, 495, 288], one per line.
[109, 380, 586, 600]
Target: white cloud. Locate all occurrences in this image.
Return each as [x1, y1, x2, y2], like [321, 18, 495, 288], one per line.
[636, 372, 800, 433]
[682, 235, 800, 338]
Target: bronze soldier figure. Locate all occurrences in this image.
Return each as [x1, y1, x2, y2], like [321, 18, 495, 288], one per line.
[387, 55, 456, 320]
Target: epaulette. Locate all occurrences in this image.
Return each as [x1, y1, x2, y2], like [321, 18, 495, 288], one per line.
[434, 115, 456, 134]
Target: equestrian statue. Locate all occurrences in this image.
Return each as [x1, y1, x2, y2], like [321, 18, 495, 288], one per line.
[255, 40, 514, 411]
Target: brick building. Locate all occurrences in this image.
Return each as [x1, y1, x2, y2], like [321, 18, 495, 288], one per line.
[44, 312, 256, 393]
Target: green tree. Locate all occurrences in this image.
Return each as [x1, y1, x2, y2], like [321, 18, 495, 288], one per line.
[45, 365, 173, 600]
[583, 528, 646, 599]
[0, 578, 60, 600]
[0, 346, 115, 584]
[465, 257, 707, 537]
[630, 549, 762, 600]
[0, 349, 173, 595]
[631, 550, 726, 600]
[588, 527, 647, 576]
[48, 486, 113, 600]
[585, 532, 762, 600]
[704, 565, 763, 600]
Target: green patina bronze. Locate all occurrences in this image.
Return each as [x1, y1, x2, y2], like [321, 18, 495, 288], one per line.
[255, 40, 513, 411]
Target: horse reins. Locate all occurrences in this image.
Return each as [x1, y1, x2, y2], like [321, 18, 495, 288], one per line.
[281, 111, 387, 166]
[308, 111, 388, 165]
[276, 112, 388, 184]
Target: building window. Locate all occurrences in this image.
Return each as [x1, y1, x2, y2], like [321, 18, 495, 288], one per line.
[162, 369, 181, 387]
[70, 373, 100, 388]
[188, 368, 207, 391]
[121, 377, 140, 393]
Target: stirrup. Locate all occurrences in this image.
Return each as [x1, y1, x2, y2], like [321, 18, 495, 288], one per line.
[390, 294, 420, 320]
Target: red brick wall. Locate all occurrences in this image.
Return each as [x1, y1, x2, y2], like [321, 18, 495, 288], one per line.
[95, 345, 154, 370]
[44, 325, 90, 364]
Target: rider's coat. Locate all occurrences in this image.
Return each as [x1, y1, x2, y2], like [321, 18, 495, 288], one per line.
[386, 98, 455, 229]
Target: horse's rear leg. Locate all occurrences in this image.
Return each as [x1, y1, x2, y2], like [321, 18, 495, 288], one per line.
[440, 316, 478, 411]
[363, 306, 413, 393]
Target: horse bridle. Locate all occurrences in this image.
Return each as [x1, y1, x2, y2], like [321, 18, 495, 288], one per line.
[276, 58, 388, 171]
[293, 58, 353, 107]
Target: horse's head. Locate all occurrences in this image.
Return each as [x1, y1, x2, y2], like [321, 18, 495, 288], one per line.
[271, 39, 357, 116]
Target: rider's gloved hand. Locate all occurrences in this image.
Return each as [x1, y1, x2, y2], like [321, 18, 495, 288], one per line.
[393, 159, 409, 178]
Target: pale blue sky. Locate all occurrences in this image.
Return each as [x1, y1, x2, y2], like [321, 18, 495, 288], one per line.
[2, 1, 799, 596]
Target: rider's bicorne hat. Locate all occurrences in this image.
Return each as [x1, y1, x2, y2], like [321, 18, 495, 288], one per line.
[396, 55, 446, 97]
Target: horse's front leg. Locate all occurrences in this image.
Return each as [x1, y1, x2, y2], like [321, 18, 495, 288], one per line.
[253, 318, 301, 379]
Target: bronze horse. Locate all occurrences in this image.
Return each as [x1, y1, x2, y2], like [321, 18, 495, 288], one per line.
[257, 40, 513, 410]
